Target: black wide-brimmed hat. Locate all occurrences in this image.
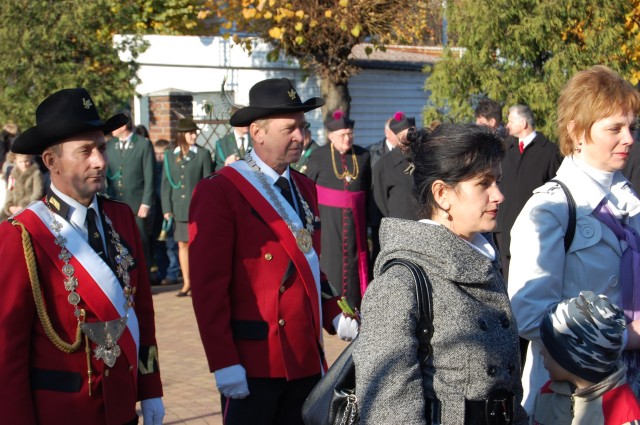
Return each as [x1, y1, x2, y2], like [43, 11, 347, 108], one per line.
[229, 78, 324, 127]
[324, 109, 355, 132]
[176, 118, 199, 132]
[12, 87, 129, 155]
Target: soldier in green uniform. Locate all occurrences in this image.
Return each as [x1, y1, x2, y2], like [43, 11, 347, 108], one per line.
[161, 118, 212, 296]
[213, 123, 251, 171]
[290, 126, 319, 174]
[105, 112, 156, 278]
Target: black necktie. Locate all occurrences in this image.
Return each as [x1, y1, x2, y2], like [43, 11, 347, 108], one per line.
[86, 208, 107, 263]
[275, 177, 295, 209]
[238, 136, 246, 158]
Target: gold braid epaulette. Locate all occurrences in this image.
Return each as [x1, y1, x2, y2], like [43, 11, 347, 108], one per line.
[12, 220, 83, 353]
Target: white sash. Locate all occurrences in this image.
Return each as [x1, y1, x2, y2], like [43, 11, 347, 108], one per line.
[229, 160, 322, 304]
[27, 201, 140, 353]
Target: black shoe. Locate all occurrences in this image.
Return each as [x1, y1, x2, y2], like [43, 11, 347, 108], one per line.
[176, 289, 191, 297]
[161, 278, 178, 285]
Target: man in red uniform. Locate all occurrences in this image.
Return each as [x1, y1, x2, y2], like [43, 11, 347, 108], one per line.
[189, 78, 356, 425]
[0, 88, 164, 424]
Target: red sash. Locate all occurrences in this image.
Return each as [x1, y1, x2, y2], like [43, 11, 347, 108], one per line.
[16, 205, 139, 379]
[316, 185, 369, 295]
[219, 167, 323, 344]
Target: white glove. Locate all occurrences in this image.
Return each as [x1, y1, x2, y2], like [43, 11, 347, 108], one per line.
[337, 314, 359, 341]
[214, 364, 250, 399]
[141, 397, 165, 425]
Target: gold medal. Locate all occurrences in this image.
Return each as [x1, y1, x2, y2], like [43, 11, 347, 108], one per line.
[296, 228, 312, 253]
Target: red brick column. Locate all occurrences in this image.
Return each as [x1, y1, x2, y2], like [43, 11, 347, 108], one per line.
[148, 91, 193, 143]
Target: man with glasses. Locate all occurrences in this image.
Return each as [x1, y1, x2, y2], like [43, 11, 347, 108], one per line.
[305, 110, 372, 309]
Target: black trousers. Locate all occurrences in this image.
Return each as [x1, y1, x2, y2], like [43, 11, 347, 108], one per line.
[220, 374, 320, 425]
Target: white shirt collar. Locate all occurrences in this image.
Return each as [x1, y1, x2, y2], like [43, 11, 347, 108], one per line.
[519, 131, 537, 149]
[49, 183, 100, 237]
[173, 145, 198, 155]
[252, 151, 291, 184]
[235, 131, 248, 148]
[385, 139, 395, 152]
[572, 155, 614, 190]
[119, 131, 133, 147]
[418, 219, 496, 260]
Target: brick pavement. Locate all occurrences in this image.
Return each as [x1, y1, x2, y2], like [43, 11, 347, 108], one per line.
[142, 284, 350, 424]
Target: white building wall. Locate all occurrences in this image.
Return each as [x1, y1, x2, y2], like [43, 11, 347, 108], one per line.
[121, 35, 430, 148]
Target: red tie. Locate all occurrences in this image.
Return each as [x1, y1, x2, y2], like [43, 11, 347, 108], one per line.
[519, 140, 524, 154]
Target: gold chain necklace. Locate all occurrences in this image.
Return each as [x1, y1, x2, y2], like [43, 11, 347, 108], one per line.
[49, 205, 135, 368]
[330, 143, 359, 182]
[245, 152, 316, 253]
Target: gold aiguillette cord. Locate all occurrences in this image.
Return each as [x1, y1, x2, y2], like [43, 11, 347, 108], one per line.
[85, 333, 92, 396]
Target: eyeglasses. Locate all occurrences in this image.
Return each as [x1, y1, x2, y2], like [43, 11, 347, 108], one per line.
[299, 122, 311, 131]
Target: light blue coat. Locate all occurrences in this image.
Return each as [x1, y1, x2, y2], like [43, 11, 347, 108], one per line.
[508, 156, 640, 413]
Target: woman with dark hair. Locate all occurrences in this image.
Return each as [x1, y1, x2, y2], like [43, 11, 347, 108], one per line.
[161, 118, 212, 296]
[354, 124, 526, 424]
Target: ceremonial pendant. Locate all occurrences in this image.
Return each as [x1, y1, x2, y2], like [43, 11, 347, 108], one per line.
[81, 316, 128, 367]
[296, 229, 312, 253]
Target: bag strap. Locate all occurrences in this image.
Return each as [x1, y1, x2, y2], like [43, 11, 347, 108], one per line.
[380, 258, 434, 360]
[549, 179, 576, 252]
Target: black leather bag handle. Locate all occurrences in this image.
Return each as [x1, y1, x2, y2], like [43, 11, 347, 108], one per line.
[380, 258, 434, 359]
[549, 179, 576, 252]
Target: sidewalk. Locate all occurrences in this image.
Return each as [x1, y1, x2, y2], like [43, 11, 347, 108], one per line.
[143, 285, 350, 424]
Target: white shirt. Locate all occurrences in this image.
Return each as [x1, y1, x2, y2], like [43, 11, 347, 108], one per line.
[119, 131, 133, 150]
[235, 131, 248, 151]
[252, 151, 299, 214]
[519, 131, 537, 150]
[385, 139, 395, 152]
[50, 183, 106, 251]
[418, 219, 496, 260]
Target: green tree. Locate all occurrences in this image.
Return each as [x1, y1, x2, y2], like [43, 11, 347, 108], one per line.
[0, 0, 212, 130]
[206, 0, 442, 115]
[425, 0, 640, 138]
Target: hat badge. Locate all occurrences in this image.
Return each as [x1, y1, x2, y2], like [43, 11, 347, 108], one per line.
[287, 89, 297, 100]
[82, 98, 93, 110]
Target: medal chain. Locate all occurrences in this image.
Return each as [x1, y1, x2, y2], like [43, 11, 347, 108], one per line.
[330, 143, 359, 182]
[244, 152, 315, 236]
[48, 204, 135, 367]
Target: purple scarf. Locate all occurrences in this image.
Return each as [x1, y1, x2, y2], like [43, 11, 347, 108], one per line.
[592, 200, 640, 322]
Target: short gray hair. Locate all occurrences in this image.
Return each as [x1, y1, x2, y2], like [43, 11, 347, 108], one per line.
[509, 104, 535, 128]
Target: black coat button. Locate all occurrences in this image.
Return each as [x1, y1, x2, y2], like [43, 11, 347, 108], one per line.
[487, 366, 497, 376]
[500, 314, 510, 328]
[478, 318, 488, 331]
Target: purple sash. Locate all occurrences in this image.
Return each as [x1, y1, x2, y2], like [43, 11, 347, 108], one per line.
[592, 200, 640, 322]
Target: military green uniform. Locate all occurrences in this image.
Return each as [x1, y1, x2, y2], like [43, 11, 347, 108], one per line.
[106, 132, 155, 269]
[161, 146, 212, 241]
[213, 132, 252, 171]
[291, 140, 319, 174]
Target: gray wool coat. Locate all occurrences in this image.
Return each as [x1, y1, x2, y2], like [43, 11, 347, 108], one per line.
[353, 218, 527, 424]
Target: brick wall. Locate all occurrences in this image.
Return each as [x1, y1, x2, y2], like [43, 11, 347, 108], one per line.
[148, 92, 193, 143]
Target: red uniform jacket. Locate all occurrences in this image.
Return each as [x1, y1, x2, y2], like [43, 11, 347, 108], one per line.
[189, 166, 342, 380]
[0, 196, 162, 425]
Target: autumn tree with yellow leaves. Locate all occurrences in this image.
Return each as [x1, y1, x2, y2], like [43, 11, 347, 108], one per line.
[204, 0, 441, 114]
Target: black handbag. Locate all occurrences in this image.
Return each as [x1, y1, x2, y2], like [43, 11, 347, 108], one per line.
[301, 258, 434, 425]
